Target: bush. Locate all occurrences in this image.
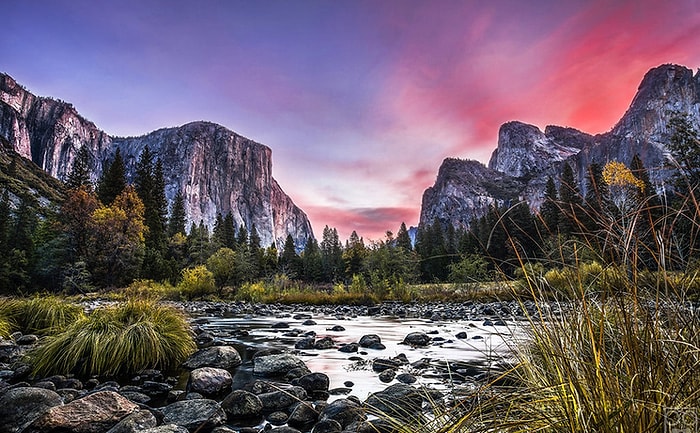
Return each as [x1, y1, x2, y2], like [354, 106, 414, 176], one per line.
[236, 281, 266, 302]
[0, 295, 85, 335]
[29, 299, 195, 377]
[118, 279, 179, 301]
[178, 266, 216, 300]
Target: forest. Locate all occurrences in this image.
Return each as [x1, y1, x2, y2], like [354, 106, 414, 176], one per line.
[1, 114, 699, 300]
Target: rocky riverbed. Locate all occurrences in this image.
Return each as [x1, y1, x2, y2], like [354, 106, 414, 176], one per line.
[0, 300, 536, 433]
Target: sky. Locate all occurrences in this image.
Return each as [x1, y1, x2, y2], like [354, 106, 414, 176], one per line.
[3, 0, 700, 241]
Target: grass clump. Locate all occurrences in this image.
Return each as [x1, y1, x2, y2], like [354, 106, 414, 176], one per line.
[0, 295, 85, 335]
[29, 299, 195, 377]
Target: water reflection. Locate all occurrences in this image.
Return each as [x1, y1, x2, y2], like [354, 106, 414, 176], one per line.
[198, 313, 517, 400]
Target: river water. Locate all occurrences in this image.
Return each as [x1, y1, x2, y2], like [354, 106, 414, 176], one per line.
[196, 311, 521, 400]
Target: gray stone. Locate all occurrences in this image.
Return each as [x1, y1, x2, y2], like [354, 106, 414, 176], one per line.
[358, 334, 381, 348]
[258, 386, 307, 412]
[188, 367, 233, 395]
[140, 425, 189, 433]
[364, 384, 423, 421]
[161, 399, 226, 431]
[253, 353, 308, 377]
[402, 332, 431, 346]
[24, 391, 139, 433]
[319, 398, 365, 428]
[182, 346, 242, 370]
[287, 402, 318, 430]
[105, 410, 157, 433]
[0, 387, 63, 433]
[220, 389, 263, 418]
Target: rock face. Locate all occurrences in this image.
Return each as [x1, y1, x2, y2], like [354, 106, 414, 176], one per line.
[0, 73, 313, 248]
[421, 64, 700, 229]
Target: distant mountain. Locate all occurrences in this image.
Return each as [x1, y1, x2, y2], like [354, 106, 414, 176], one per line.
[420, 64, 700, 229]
[0, 73, 314, 248]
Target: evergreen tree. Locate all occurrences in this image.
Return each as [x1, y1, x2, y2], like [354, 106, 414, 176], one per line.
[223, 213, 236, 249]
[167, 190, 187, 237]
[97, 148, 126, 205]
[320, 226, 343, 282]
[66, 146, 92, 190]
[280, 234, 300, 277]
[558, 163, 583, 236]
[187, 220, 212, 265]
[212, 213, 226, 248]
[539, 176, 560, 233]
[301, 237, 323, 282]
[343, 230, 366, 279]
[248, 224, 263, 279]
[396, 222, 412, 252]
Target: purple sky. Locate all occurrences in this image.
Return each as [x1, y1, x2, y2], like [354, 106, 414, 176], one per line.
[3, 0, 700, 241]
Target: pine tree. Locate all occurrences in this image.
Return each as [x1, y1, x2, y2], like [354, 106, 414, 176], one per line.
[97, 148, 126, 205]
[320, 226, 343, 282]
[343, 230, 366, 279]
[66, 146, 92, 190]
[558, 163, 583, 236]
[539, 176, 560, 233]
[167, 190, 187, 237]
[396, 222, 412, 252]
[280, 234, 300, 277]
[223, 213, 236, 249]
[301, 237, 323, 282]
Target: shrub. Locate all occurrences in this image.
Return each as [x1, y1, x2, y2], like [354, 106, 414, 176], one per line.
[178, 266, 216, 300]
[119, 279, 179, 301]
[236, 281, 266, 302]
[29, 299, 195, 377]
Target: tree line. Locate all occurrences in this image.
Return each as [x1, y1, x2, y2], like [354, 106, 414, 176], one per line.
[1, 113, 699, 294]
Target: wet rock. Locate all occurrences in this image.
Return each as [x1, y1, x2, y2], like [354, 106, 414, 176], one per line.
[302, 319, 317, 326]
[314, 336, 335, 350]
[258, 386, 307, 412]
[287, 402, 318, 430]
[0, 387, 64, 433]
[326, 325, 345, 332]
[271, 322, 290, 329]
[34, 380, 57, 391]
[254, 353, 308, 377]
[267, 411, 288, 425]
[15, 334, 38, 345]
[372, 358, 401, 372]
[319, 398, 365, 428]
[24, 391, 138, 433]
[140, 425, 189, 433]
[141, 381, 173, 397]
[295, 372, 330, 396]
[119, 390, 151, 405]
[396, 373, 417, 384]
[455, 331, 468, 339]
[364, 384, 423, 421]
[358, 334, 381, 348]
[338, 342, 358, 353]
[105, 410, 157, 433]
[56, 388, 84, 403]
[378, 369, 395, 383]
[188, 367, 233, 395]
[402, 332, 431, 346]
[182, 346, 242, 370]
[220, 389, 263, 418]
[311, 418, 342, 433]
[295, 337, 316, 350]
[161, 399, 226, 431]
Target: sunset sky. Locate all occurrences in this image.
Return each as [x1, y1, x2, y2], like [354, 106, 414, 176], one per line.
[3, 0, 700, 241]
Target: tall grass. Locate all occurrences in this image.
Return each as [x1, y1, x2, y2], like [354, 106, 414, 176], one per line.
[29, 299, 195, 377]
[0, 295, 85, 335]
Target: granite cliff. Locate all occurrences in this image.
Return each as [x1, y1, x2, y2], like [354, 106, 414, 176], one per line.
[0, 73, 313, 248]
[421, 64, 700, 229]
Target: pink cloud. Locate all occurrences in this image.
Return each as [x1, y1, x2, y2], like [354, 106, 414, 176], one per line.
[302, 205, 419, 242]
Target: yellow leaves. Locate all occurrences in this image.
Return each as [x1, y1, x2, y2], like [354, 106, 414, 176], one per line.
[602, 161, 645, 192]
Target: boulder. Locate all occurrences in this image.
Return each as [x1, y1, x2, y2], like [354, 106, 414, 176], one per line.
[105, 410, 157, 433]
[220, 389, 263, 418]
[0, 387, 63, 433]
[24, 391, 138, 433]
[253, 353, 307, 377]
[188, 367, 233, 395]
[295, 372, 330, 395]
[182, 346, 242, 370]
[358, 334, 381, 348]
[402, 332, 431, 346]
[287, 403, 318, 431]
[161, 399, 226, 431]
[311, 418, 342, 433]
[319, 398, 365, 428]
[314, 337, 335, 350]
[364, 384, 423, 421]
[258, 386, 307, 412]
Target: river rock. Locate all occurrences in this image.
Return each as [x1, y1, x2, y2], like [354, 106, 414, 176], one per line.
[295, 337, 316, 349]
[0, 387, 64, 433]
[105, 410, 157, 433]
[314, 336, 335, 349]
[258, 386, 307, 412]
[287, 402, 318, 431]
[364, 384, 423, 421]
[267, 411, 288, 425]
[378, 369, 395, 383]
[319, 398, 365, 428]
[338, 342, 358, 353]
[253, 353, 308, 376]
[372, 358, 401, 372]
[24, 391, 138, 433]
[402, 332, 431, 346]
[311, 418, 342, 433]
[220, 389, 263, 418]
[182, 346, 242, 370]
[295, 372, 330, 395]
[140, 426, 189, 433]
[188, 367, 232, 396]
[396, 373, 417, 384]
[358, 334, 381, 348]
[161, 399, 226, 431]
